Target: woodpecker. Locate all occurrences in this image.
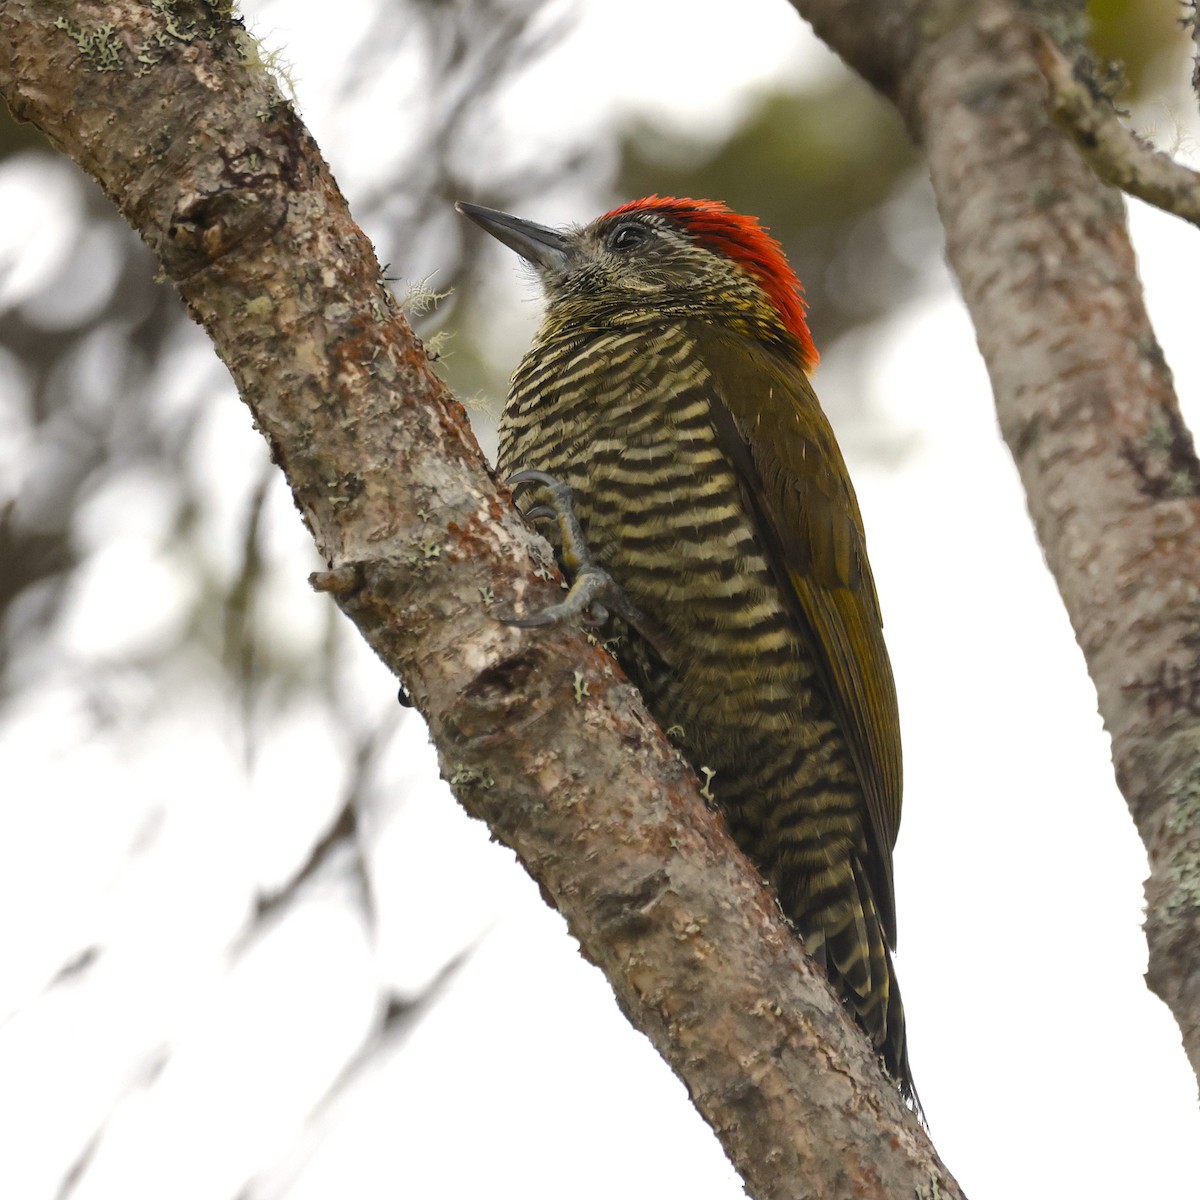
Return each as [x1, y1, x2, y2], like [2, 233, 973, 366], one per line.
[458, 196, 916, 1104]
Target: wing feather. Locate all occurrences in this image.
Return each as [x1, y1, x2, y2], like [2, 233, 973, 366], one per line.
[699, 326, 903, 946]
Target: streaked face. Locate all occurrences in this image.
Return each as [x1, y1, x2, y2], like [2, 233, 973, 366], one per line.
[541, 210, 734, 306]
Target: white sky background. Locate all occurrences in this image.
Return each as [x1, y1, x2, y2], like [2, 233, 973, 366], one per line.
[1, 1, 1199, 1197]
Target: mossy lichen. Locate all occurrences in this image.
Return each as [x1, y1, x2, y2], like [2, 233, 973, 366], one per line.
[53, 17, 123, 71]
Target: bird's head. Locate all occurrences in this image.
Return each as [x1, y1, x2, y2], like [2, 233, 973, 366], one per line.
[456, 196, 817, 370]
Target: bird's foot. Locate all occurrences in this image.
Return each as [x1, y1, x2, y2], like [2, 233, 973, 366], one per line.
[505, 469, 667, 656]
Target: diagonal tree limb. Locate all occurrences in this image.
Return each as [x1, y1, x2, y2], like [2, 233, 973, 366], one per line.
[0, 3, 962, 1197]
[1031, 23, 1200, 228]
[793, 0, 1200, 1095]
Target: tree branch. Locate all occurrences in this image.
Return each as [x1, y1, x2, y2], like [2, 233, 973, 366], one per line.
[792, 0, 1200, 1093]
[1031, 24, 1200, 228]
[0, 2, 963, 1195]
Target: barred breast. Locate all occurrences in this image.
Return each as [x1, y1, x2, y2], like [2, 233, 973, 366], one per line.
[498, 323, 882, 998]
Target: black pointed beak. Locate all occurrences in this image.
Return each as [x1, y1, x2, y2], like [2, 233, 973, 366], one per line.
[456, 201, 572, 275]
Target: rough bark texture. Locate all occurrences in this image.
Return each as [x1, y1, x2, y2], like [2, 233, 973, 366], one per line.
[0, 3, 964, 1197]
[794, 0, 1200, 1092]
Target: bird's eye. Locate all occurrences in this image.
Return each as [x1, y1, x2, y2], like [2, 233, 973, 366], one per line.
[609, 223, 647, 252]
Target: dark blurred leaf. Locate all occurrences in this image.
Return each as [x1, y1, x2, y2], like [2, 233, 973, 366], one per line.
[0, 95, 53, 159]
[1088, 0, 1186, 99]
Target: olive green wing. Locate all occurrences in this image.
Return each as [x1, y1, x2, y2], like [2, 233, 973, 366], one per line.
[700, 327, 903, 946]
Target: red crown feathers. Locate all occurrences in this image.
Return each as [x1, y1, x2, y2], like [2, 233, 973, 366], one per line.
[602, 196, 817, 369]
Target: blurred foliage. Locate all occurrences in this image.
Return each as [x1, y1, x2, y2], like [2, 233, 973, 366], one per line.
[0, 0, 569, 719]
[0, 179, 180, 709]
[1087, 0, 1187, 99]
[0, 98, 52, 159]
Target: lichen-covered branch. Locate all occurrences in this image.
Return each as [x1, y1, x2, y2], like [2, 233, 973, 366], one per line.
[792, 0, 1200, 1093]
[0, 2, 963, 1196]
[1032, 24, 1200, 228]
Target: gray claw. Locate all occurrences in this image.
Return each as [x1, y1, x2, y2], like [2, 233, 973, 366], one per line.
[503, 469, 671, 662]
